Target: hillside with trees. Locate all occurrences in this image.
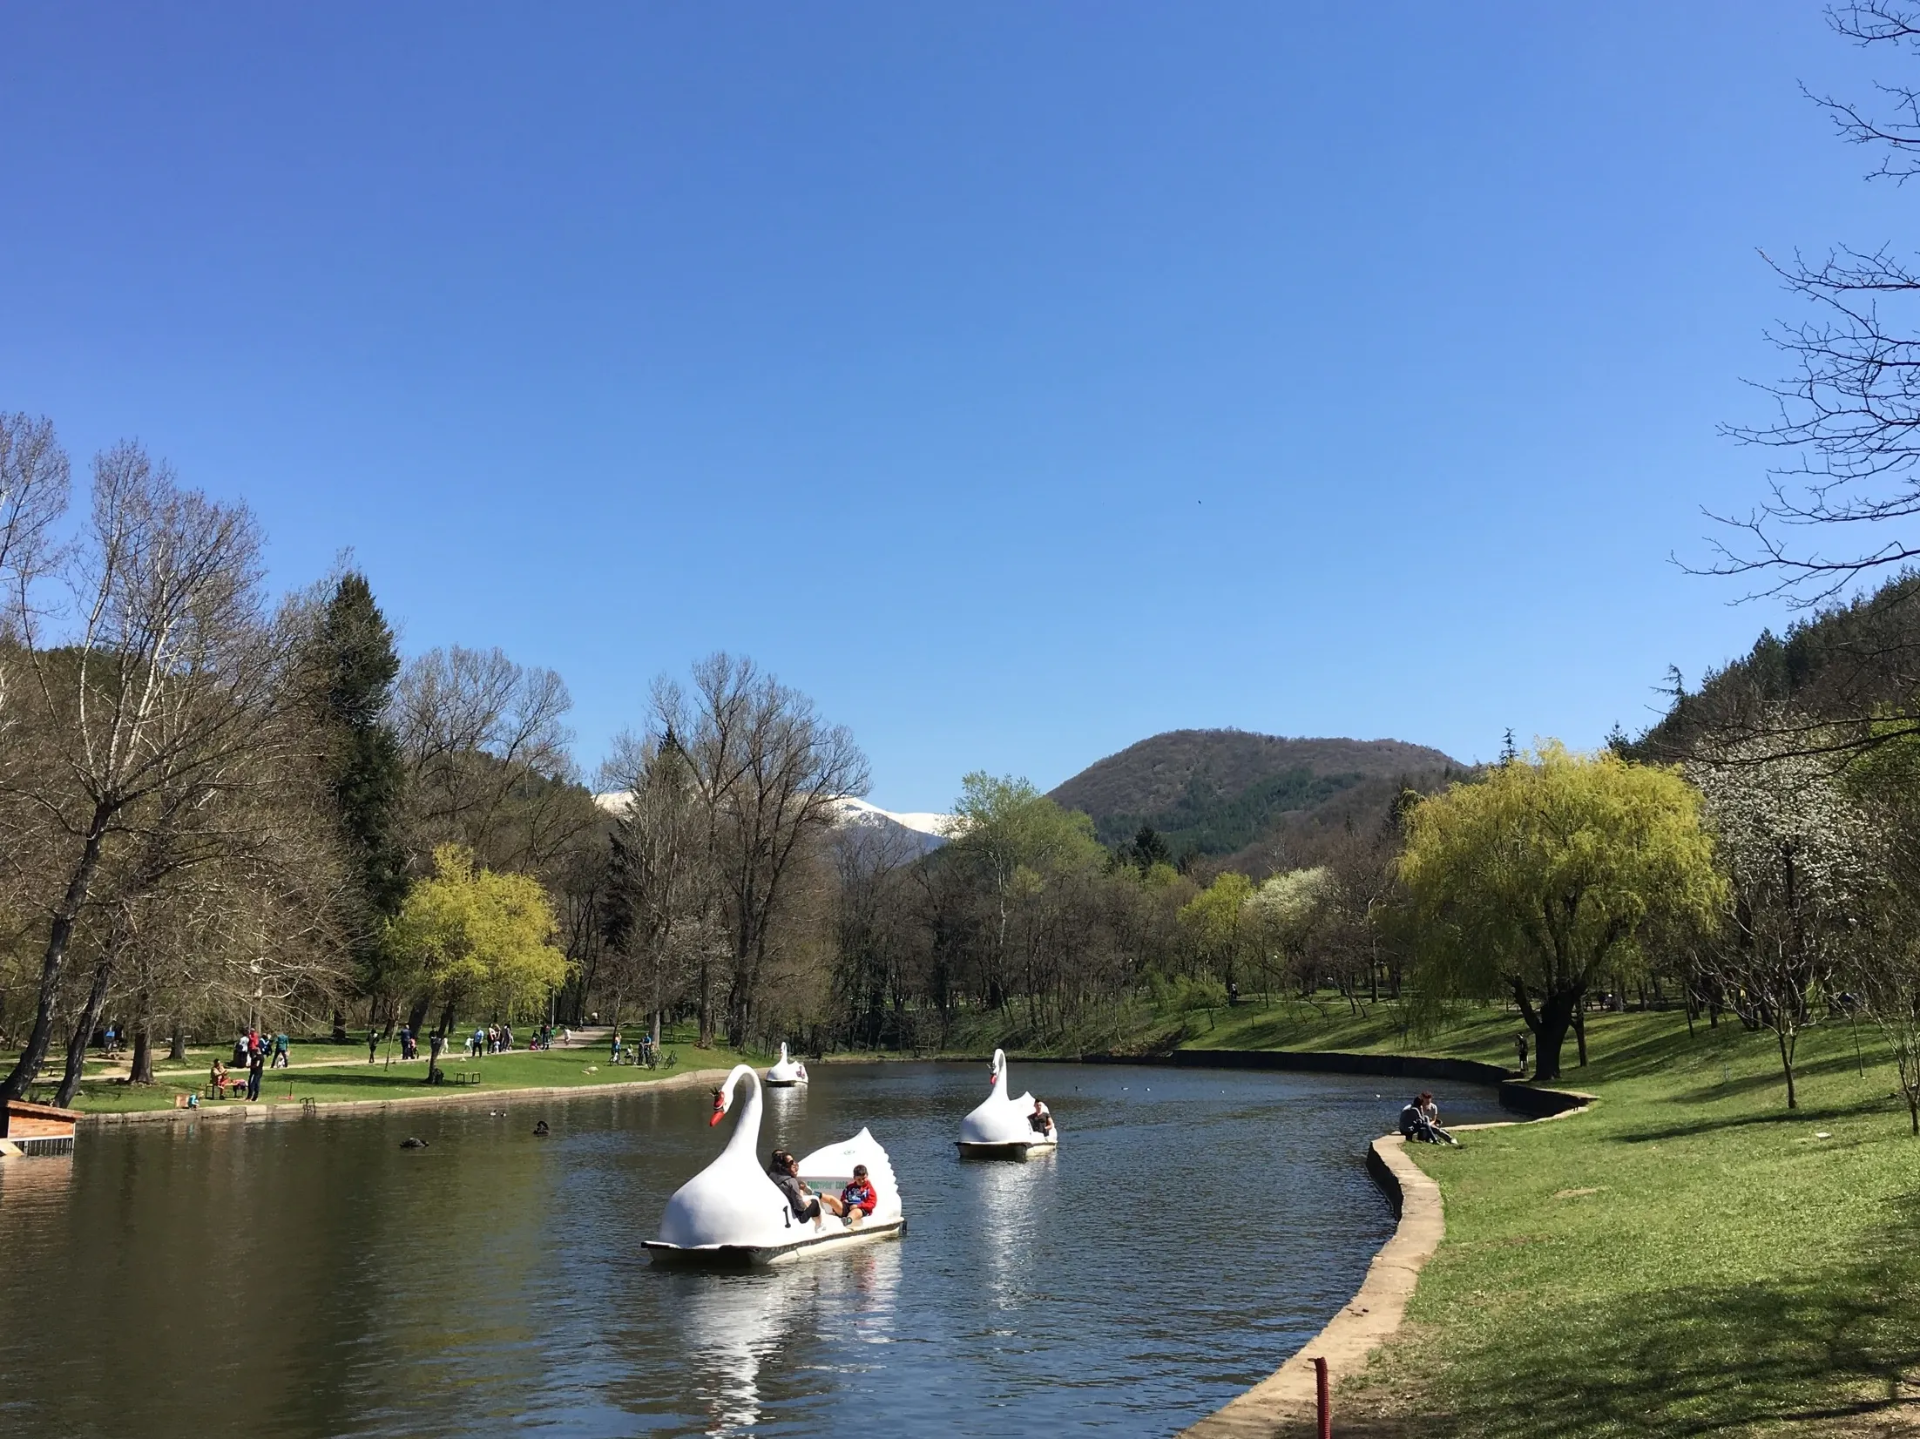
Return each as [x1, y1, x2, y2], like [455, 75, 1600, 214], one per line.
[1047, 729, 1464, 865]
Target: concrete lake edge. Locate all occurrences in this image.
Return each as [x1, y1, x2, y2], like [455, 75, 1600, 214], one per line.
[1148, 1051, 1594, 1438]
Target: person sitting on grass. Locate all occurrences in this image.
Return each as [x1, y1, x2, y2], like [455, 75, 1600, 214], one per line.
[1398, 1091, 1457, 1146]
[818, 1164, 878, 1227]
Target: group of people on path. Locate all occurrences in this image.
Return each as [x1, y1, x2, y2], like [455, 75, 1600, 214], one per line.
[766, 1149, 878, 1231]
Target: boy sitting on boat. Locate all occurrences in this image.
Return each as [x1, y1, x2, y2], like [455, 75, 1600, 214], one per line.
[818, 1164, 878, 1227]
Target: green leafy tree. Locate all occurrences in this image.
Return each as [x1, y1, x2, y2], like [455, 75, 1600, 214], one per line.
[949, 773, 1103, 1009]
[1178, 872, 1255, 988]
[1398, 742, 1724, 1081]
[387, 845, 570, 1040]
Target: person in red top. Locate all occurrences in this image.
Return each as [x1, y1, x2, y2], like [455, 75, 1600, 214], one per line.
[819, 1164, 878, 1226]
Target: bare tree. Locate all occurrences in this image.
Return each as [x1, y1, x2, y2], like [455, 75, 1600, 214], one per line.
[394, 644, 594, 875]
[653, 654, 869, 1048]
[0, 441, 302, 1101]
[1708, 5, 1920, 602]
[598, 727, 715, 1046]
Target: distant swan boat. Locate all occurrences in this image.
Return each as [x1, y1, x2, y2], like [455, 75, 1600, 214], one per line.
[765, 1043, 808, 1088]
[956, 1049, 1059, 1159]
[645, 1064, 903, 1267]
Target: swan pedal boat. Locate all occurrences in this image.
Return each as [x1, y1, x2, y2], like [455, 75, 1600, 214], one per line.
[645, 1064, 903, 1268]
[764, 1042, 809, 1088]
[956, 1049, 1060, 1160]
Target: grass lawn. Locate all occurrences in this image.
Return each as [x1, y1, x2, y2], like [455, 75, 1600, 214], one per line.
[10, 1029, 757, 1114]
[1311, 1009, 1920, 1438]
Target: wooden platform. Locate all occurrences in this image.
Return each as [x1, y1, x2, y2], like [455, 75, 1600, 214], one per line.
[0, 1098, 82, 1157]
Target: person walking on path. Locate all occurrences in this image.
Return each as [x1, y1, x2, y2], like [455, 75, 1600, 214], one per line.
[368, 1029, 379, 1064]
[1514, 1032, 1529, 1076]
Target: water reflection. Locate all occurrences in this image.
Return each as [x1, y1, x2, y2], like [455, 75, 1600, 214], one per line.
[0, 1153, 75, 1212]
[966, 1153, 1051, 1315]
[662, 1242, 900, 1434]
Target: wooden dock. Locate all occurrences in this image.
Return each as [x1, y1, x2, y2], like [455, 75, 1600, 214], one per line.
[0, 1098, 82, 1157]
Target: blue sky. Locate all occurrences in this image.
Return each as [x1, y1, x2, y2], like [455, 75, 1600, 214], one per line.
[0, 3, 1905, 809]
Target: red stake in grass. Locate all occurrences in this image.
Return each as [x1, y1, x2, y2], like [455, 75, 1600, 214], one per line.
[1314, 1355, 1330, 1439]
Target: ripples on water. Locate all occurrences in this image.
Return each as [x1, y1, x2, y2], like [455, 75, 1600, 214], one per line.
[0, 1062, 1503, 1438]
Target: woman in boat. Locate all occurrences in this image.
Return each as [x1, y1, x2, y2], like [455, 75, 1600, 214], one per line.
[768, 1150, 823, 1228]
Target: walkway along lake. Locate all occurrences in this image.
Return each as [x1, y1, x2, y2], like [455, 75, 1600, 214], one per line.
[0, 1062, 1503, 1438]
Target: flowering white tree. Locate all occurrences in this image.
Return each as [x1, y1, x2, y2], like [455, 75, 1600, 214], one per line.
[1688, 735, 1881, 1109]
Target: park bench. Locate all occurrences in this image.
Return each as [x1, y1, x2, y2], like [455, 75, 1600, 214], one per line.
[454, 1071, 481, 1085]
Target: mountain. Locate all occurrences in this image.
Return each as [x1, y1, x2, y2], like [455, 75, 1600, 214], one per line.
[591, 791, 952, 856]
[1048, 729, 1465, 867]
[1634, 569, 1920, 759]
[829, 798, 952, 856]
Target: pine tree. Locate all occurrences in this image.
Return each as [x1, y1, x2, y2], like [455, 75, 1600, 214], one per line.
[314, 573, 407, 1036]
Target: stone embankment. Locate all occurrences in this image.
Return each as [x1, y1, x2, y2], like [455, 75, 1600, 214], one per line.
[1164, 1050, 1592, 1439]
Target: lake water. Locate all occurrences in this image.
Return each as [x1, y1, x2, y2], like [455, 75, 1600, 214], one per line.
[0, 1061, 1502, 1438]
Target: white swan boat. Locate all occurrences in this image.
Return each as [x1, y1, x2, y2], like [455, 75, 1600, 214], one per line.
[956, 1049, 1060, 1159]
[765, 1042, 809, 1088]
[645, 1063, 904, 1267]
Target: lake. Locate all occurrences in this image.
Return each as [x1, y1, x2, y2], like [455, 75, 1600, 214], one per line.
[0, 1061, 1503, 1438]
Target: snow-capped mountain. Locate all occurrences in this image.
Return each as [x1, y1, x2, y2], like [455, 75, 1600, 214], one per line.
[590, 791, 952, 855]
[829, 797, 953, 854]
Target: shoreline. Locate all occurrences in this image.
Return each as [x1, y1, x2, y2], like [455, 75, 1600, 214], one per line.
[1173, 1071, 1595, 1438]
[77, 1066, 735, 1127]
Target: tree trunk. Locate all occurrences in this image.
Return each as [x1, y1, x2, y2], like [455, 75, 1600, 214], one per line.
[0, 814, 113, 1101]
[54, 950, 118, 1107]
[1531, 990, 1579, 1082]
[331, 1008, 349, 1043]
[1574, 1006, 1588, 1067]
[1778, 1028, 1798, 1109]
[129, 1012, 155, 1085]
[406, 996, 432, 1037]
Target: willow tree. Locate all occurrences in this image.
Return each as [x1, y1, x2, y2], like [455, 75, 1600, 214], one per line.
[386, 844, 570, 1047]
[1398, 743, 1724, 1081]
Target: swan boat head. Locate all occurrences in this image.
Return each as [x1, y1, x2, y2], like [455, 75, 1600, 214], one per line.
[656, 1064, 795, 1250]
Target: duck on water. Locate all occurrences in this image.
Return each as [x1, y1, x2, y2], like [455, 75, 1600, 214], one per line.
[645, 1063, 903, 1268]
[956, 1049, 1059, 1160]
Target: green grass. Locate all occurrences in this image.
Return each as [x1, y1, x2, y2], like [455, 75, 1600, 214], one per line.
[1331, 1010, 1920, 1437]
[11, 1032, 757, 1113]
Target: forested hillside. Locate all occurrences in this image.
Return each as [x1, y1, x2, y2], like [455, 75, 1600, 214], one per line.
[1634, 569, 1920, 758]
[1048, 729, 1463, 863]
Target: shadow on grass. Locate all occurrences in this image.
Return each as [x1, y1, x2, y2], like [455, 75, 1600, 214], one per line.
[1420, 1195, 1920, 1439]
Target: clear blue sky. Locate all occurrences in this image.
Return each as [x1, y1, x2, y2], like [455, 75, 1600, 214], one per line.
[0, 3, 1902, 809]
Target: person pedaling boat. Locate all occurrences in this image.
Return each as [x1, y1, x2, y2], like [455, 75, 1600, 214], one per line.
[1028, 1097, 1054, 1137]
[768, 1149, 823, 1229]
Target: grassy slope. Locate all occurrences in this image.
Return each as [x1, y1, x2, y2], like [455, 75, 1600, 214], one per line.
[972, 995, 1919, 1434]
[1188, 1004, 1919, 1438]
